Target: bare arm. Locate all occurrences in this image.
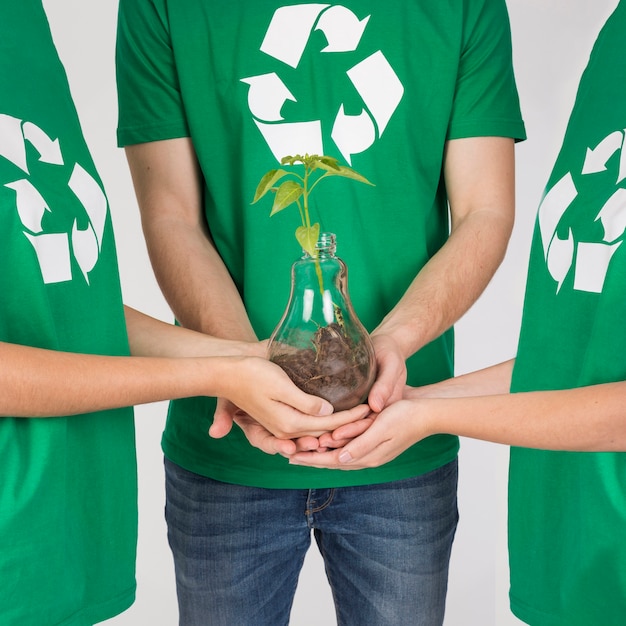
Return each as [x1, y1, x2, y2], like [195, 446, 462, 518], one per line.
[417, 382, 626, 451]
[405, 359, 515, 399]
[1, 306, 375, 438]
[0, 336, 242, 418]
[290, 374, 626, 470]
[124, 138, 255, 340]
[123, 306, 262, 359]
[369, 136, 516, 410]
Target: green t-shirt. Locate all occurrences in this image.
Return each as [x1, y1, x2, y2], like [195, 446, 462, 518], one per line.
[509, 2, 626, 623]
[0, 3, 137, 624]
[116, 0, 525, 488]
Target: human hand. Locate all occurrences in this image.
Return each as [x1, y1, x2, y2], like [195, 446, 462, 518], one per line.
[404, 360, 514, 399]
[315, 332, 405, 446]
[317, 412, 375, 449]
[210, 356, 371, 440]
[231, 403, 370, 457]
[208, 340, 270, 439]
[208, 397, 240, 439]
[366, 333, 407, 413]
[289, 398, 436, 470]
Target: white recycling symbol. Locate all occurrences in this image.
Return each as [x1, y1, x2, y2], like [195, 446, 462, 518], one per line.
[241, 4, 404, 164]
[0, 113, 107, 285]
[538, 128, 626, 294]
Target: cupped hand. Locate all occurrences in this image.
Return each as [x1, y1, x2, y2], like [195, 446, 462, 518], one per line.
[232, 405, 369, 458]
[210, 355, 371, 442]
[317, 412, 375, 449]
[289, 398, 434, 470]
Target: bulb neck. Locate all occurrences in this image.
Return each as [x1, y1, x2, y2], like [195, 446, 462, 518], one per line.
[304, 232, 337, 259]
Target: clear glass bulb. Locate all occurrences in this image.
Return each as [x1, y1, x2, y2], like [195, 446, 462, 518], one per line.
[268, 233, 376, 411]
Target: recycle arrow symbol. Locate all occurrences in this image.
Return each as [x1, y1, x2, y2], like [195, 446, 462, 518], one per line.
[1, 115, 108, 285]
[4, 178, 51, 234]
[68, 162, 108, 283]
[316, 5, 370, 54]
[260, 4, 369, 69]
[344, 51, 403, 138]
[242, 4, 404, 164]
[241, 73, 296, 122]
[22, 121, 63, 168]
[0, 114, 63, 174]
[539, 130, 626, 293]
[331, 106, 376, 159]
[595, 187, 626, 243]
[538, 172, 576, 292]
[581, 128, 626, 184]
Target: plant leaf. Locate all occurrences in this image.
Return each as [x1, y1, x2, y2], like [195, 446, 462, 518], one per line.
[270, 180, 303, 216]
[252, 169, 289, 203]
[280, 155, 304, 166]
[314, 156, 340, 171]
[323, 165, 375, 186]
[296, 223, 320, 257]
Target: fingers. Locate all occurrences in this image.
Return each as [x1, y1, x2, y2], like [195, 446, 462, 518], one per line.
[293, 436, 322, 452]
[233, 413, 297, 457]
[291, 393, 334, 418]
[208, 398, 235, 438]
[289, 405, 407, 470]
[289, 448, 345, 468]
[289, 439, 381, 470]
[325, 416, 375, 445]
[306, 403, 371, 431]
[264, 364, 335, 418]
[267, 403, 370, 440]
[368, 336, 407, 412]
[289, 433, 374, 469]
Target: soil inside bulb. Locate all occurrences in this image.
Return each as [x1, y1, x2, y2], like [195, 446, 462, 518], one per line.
[271, 322, 375, 411]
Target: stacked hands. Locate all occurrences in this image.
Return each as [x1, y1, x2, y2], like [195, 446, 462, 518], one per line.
[209, 333, 438, 470]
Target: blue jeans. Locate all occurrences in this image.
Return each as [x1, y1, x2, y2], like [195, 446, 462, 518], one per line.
[164, 458, 458, 626]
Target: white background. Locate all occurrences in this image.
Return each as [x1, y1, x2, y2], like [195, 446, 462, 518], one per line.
[41, 1, 619, 624]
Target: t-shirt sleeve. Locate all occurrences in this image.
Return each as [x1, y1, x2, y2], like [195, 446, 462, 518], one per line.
[116, 0, 190, 146]
[447, 0, 526, 142]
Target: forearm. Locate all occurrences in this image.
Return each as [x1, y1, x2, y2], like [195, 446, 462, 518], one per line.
[142, 217, 256, 340]
[125, 139, 256, 341]
[375, 209, 512, 355]
[0, 340, 245, 418]
[405, 359, 515, 399]
[124, 306, 262, 358]
[423, 381, 626, 451]
[293, 380, 626, 470]
[374, 136, 515, 357]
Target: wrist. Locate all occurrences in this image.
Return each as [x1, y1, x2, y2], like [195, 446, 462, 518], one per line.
[200, 355, 241, 398]
[371, 324, 420, 361]
[411, 397, 445, 439]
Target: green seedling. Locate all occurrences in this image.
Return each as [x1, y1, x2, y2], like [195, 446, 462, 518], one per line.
[252, 154, 374, 257]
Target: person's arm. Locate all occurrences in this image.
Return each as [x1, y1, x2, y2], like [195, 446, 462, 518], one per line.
[290, 363, 626, 470]
[405, 359, 515, 400]
[1, 306, 372, 438]
[124, 138, 256, 341]
[123, 306, 260, 359]
[368, 136, 516, 411]
[410, 381, 626, 452]
[125, 137, 274, 439]
[312, 359, 515, 450]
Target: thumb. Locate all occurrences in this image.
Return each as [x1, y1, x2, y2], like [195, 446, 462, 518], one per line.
[368, 377, 393, 413]
[294, 390, 333, 417]
[336, 417, 385, 465]
[209, 401, 235, 438]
